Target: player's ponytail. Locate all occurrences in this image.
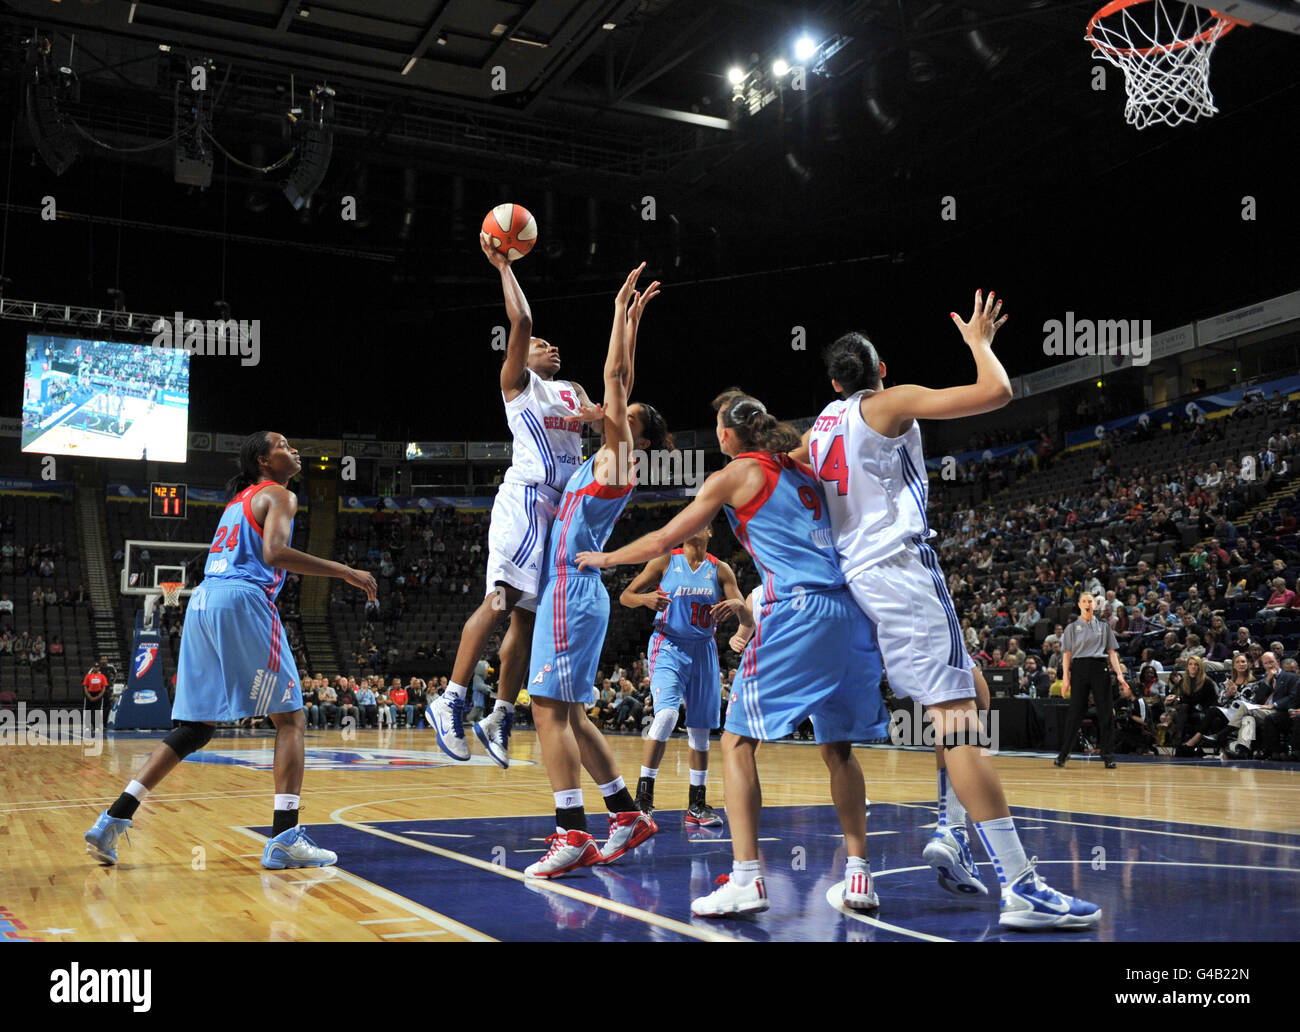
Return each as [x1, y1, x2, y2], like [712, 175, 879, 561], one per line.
[225, 431, 273, 498]
[823, 332, 881, 396]
[711, 389, 801, 454]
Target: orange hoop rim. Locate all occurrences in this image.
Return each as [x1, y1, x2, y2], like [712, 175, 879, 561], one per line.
[1086, 0, 1245, 57]
[159, 581, 183, 605]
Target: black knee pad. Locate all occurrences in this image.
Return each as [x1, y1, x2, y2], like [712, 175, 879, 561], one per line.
[941, 730, 982, 750]
[164, 721, 215, 758]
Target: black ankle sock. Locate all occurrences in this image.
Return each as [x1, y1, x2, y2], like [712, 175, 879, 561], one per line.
[272, 808, 300, 837]
[107, 792, 140, 821]
[605, 788, 636, 813]
[689, 783, 706, 806]
[556, 805, 586, 832]
[637, 776, 655, 798]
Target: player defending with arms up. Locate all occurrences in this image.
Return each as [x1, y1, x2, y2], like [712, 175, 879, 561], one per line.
[84, 432, 378, 869]
[523, 262, 669, 878]
[426, 231, 621, 766]
[620, 526, 749, 825]
[794, 291, 1099, 930]
[579, 391, 888, 916]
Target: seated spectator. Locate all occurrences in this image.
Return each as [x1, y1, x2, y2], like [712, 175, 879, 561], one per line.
[0, 593, 12, 616]
[1256, 577, 1296, 629]
[48, 635, 64, 657]
[302, 679, 323, 729]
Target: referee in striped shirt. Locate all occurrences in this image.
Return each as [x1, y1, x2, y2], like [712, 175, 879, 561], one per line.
[1053, 592, 1131, 769]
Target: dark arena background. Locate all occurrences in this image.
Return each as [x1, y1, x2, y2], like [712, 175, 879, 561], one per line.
[0, 0, 1297, 987]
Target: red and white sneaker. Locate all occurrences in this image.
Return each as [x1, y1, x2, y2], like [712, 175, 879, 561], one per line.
[842, 869, 880, 911]
[597, 810, 658, 865]
[524, 830, 601, 878]
[691, 873, 770, 917]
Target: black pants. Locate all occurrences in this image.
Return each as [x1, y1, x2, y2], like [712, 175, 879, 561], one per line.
[1056, 658, 1115, 762]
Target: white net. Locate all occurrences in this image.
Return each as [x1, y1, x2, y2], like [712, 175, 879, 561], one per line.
[1087, 0, 1238, 130]
[159, 581, 184, 608]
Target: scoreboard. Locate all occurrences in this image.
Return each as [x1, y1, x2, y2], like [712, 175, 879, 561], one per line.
[150, 482, 188, 519]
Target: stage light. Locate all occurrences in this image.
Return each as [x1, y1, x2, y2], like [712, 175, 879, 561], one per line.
[727, 66, 745, 85]
[794, 35, 816, 61]
[772, 58, 789, 77]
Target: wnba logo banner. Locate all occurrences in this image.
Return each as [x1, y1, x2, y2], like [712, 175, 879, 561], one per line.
[134, 643, 159, 679]
[114, 620, 172, 731]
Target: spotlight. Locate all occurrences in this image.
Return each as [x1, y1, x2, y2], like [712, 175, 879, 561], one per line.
[794, 35, 816, 61]
[727, 66, 745, 85]
[772, 58, 789, 77]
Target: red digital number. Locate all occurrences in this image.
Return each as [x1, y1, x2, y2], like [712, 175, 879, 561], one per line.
[689, 601, 714, 628]
[816, 435, 849, 496]
[797, 485, 822, 520]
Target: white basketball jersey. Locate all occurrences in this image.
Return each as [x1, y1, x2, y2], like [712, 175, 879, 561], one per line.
[807, 389, 933, 579]
[502, 368, 585, 501]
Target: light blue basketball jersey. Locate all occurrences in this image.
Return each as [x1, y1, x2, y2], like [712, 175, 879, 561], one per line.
[544, 453, 634, 580]
[654, 548, 720, 641]
[722, 451, 845, 605]
[202, 480, 292, 602]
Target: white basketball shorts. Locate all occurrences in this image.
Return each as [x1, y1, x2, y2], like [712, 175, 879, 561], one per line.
[484, 481, 559, 613]
[845, 540, 976, 707]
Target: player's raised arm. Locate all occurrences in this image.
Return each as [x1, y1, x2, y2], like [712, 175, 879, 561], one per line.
[259, 486, 377, 600]
[619, 553, 671, 611]
[577, 464, 741, 570]
[483, 231, 535, 397]
[710, 560, 753, 629]
[622, 276, 660, 399]
[599, 262, 645, 450]
[868, 289, 1011, 428]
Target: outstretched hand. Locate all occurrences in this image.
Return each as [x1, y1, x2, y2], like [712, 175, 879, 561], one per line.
[951, 289, 1007, 350]
[575, 550, 612, 571]
[479, 230, 510, 271]
[574, 401, 606, 424]
[615, 262, 646, 308]
[628, 280, 661, 323]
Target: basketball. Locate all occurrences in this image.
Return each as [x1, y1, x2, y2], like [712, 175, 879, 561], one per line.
[481, 203, 538, 260]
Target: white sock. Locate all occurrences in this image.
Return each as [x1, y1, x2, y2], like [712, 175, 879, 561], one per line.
[554, 789, 583, 810]
[731, 859, 761, 887]
[492, 699, 511, 715]
[689, 768, 707, 787]
[274, 794, 300, 811]
[937, 769, 967, 830]
[125, 780, 149, 802]
[445, 681, 468, 703]
[597, 776, 626, 797]
[973, 816, 1028, 886]
[845, 855, 869, 879]
[639, 767, 658, 780]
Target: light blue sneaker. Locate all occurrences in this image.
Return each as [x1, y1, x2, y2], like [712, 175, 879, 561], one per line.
[85, 810, 132, 865]
[474, 709, 513, 769]
[999, 857, 1101, 930]
[922, 826, 989, 897]
[261, 826, 338, 870]
[426, 694, 470, 761]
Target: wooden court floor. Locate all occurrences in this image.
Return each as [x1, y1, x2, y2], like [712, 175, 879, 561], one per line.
[3, 727, 1298, 942]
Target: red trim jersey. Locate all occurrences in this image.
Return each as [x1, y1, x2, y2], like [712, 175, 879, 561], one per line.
[202, 481, 291, 602]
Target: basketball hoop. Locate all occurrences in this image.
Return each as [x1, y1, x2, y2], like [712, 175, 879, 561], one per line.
[159, 581, 184, 608]
[1086, 0, 1244, 129]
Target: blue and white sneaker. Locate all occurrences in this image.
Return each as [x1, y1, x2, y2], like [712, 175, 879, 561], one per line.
[922, 826, 989, 897]
[999, 857, 1101, 930]
[474, 708, 513, 769]
[261, 826, 338, 870]
[84, 810, 132, 865]
[426, 693, 470, 761]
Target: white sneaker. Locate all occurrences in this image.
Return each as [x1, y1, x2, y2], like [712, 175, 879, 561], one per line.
[597, 810, 658, 865]
[473, 708, 512, 769]
[922, 826, 990, 897]
[261, 826, 338, 870]
[999, 857, 1101, 930]
[691, 873, 769, 917]
[426, 694, 470, 761]
[524, 830, 601, 878]
[842, 869, 880, 911]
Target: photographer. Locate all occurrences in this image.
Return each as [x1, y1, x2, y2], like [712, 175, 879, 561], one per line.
[1113, 680, 1154, 754]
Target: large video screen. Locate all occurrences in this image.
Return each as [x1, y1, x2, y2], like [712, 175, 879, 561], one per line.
[21, 335, 189, 462]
